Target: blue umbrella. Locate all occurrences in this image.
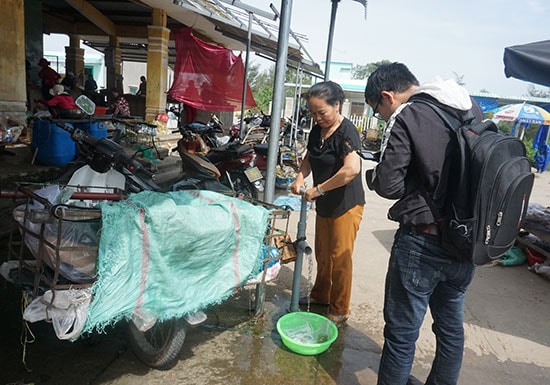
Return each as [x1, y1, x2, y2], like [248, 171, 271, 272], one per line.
[490, 102, 550, 125]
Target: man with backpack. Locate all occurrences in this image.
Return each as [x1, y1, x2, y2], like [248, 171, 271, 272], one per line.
[364, 62, 484, 385]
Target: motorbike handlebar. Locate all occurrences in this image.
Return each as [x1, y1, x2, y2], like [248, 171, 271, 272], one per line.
[44, 117, 155, 179]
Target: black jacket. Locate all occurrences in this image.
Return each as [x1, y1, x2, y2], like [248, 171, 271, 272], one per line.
[366, 93, 483, 226]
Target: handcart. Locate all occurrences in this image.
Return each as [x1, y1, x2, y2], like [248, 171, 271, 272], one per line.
[3, 183, 292, 370]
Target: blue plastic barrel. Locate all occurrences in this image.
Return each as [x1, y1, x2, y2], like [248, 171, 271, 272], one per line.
[32, 119, 76, 166]
[74, 121, 107, 139]
[74, 121, 108, 157]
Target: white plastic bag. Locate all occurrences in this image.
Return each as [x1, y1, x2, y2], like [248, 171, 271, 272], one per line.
[23, 289, 92, 340]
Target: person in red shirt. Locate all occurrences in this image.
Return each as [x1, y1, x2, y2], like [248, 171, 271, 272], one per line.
[36, 84, 78, 118]
[37, 58, 61, 99]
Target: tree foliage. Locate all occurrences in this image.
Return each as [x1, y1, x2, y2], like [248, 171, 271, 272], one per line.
[526, 84, 550, 98]
[247, 62, 274, 113]
[246, 62, 312, 114]
[351, 60, 392, 79]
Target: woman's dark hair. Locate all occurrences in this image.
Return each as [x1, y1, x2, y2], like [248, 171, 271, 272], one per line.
[364, 62, 419, 104]
[306, 81, 345, 110]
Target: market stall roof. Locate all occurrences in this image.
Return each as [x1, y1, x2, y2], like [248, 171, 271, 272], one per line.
[41, 0, 322, 76]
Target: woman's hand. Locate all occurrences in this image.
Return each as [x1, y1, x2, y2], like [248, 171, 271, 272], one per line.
[304, 186, 324, 202]
[289, 179, 304, 195]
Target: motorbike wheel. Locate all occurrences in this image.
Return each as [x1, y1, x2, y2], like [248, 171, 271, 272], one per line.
[128, 318, 188, 370]
[222, 170, 258, 200]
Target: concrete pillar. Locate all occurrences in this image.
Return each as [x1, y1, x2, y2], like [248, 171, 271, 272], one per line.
[65, 34, 85, 85]
[145, 8, 169, 121]
[106, 36, 122, 92]
[25, 0, 43, 91]
[0, 0, 27, 123]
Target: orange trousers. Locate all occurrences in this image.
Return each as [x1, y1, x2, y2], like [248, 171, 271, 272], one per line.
[310, 204, 364, 316]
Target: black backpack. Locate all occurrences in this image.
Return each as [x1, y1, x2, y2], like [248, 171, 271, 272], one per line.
[417, 101, 535, 266]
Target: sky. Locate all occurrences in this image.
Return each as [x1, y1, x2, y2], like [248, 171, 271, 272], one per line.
[44, 0, 549, 98]
[243, 0, 549, 97]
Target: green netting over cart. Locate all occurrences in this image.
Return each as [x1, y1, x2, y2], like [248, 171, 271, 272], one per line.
[83, 190, 270, 334]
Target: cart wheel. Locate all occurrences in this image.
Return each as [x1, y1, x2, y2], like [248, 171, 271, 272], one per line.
[128, 317, 187, 370]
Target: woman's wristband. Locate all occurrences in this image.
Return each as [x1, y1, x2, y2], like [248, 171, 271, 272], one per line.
[316, 185, 325, 196]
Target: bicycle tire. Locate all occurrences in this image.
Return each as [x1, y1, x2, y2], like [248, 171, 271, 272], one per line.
[128, 317, 188, 370]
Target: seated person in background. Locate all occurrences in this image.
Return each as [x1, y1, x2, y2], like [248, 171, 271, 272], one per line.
[136, 76, 147, 96]
[107, 88, 131, 117]
[36, 84, 79, 118]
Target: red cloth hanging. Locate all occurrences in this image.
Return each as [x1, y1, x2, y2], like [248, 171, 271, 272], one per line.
[168, 27, 256, 112]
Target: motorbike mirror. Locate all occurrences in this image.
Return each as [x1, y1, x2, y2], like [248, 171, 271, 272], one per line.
[75, 95, 96, 116]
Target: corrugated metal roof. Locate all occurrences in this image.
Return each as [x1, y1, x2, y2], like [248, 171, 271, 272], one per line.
[41, 0, 322, 75]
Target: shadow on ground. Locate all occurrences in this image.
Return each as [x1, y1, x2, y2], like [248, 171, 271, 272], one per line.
[0, 256, 380, 385]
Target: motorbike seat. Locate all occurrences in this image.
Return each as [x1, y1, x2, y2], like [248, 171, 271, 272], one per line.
[180, 150, 221, 179]
[186, 121, 210, 135]
[208, 143, 253, 163]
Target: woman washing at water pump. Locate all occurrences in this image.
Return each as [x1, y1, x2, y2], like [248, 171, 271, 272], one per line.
[290, 81, 365, 326]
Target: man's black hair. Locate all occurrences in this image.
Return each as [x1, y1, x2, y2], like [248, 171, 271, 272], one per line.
[364, 62, 419, 104]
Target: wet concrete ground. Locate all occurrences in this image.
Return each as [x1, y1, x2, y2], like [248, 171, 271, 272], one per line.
[1, 144, 550, 385]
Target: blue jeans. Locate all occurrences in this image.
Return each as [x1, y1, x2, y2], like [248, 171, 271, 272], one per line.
[377, 227, 475, 385]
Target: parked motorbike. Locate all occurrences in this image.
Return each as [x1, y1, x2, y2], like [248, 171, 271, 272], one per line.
[183, 114, 231, 148]
[230, 112, 271, 144]
[176, 122, 263, 199]
[55, 108, 232, 196]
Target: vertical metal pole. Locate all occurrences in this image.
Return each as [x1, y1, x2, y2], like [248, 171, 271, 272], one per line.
[264, 0, 293, 204]
[324, 0, 340, 81]
[290, 194, 312, 312]
[293, 65, 303, 148]
[240, 11, 253, 141]
[291, 65, 300, 147]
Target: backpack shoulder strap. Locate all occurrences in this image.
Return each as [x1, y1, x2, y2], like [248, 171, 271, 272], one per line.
[413, 99, 475, 131]
[410, 99, 469, 222]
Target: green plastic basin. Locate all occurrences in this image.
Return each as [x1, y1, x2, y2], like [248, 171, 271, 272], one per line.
[276, 312, 338, 355]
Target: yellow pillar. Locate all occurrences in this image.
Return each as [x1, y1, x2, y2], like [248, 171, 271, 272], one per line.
[65, 34, 85, 85]
[145, 8, 169, 121]
[0, 0, 27, 123]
